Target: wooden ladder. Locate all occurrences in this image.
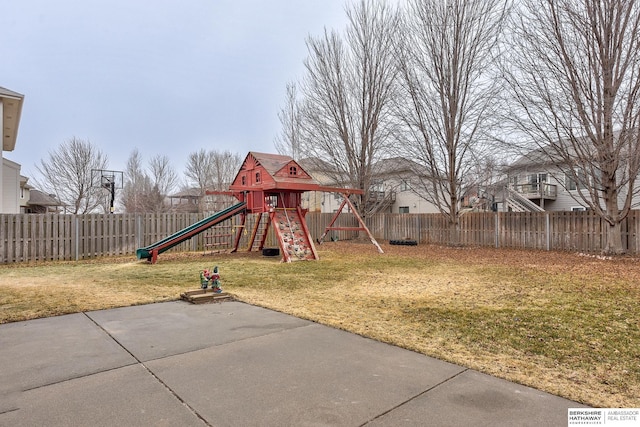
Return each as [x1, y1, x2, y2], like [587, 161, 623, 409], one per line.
[247, 212, 270, 252]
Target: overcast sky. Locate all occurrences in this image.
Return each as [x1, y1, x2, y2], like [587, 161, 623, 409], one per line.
[0, 1, 352, 181]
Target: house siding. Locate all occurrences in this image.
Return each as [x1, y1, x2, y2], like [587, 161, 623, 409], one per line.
[540, 169, 585, 211]
[392, 185, 439, 214]
[0, 102, 3, 213]
[2, 158, 21, 213]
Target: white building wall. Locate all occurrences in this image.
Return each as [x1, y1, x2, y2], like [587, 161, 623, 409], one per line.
[2, 158, 21, 213]
[19, 182, 30, 213]
[0, 100, 3, 213]
[321, 192, 349, 213]
[393, 190, 439, 214]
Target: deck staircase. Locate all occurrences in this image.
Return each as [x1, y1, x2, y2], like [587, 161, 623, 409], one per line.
[506, 187, 545, 212]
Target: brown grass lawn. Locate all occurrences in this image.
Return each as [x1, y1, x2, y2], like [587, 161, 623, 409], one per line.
[0, 241, 639, 408]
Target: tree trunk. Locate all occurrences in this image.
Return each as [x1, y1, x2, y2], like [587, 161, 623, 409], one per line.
[603, 220, 625, 255]
[448, 217, 460, 246]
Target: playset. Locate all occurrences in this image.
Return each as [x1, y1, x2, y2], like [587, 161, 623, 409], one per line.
[137, 152, 382, 264]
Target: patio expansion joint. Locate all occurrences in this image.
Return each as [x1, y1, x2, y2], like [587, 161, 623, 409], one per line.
[358, 367, 470, 426]
[20, 363, 139, 392]
[136, 321, 319, 364]
[83, 312, 212, 427]
[0, 407, 20, 416]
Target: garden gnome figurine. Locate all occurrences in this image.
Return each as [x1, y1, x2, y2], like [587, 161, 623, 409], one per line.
[210, 266, 222, 293]
[200, 269, 211, 289]
[199, 266, 222, 292]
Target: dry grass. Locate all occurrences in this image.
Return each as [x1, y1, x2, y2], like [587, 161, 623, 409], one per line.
[0, 242, 638, 408]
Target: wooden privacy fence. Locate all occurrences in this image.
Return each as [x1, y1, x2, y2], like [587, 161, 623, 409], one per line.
[364, 210, 640, 253]
[1, 210, 640, 263]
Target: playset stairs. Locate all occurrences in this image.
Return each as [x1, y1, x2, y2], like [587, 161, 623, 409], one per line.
[270, 208, 319, 262]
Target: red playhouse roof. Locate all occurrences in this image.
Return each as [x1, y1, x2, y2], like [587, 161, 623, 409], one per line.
[229, 152, 318, 192]
[228, 152, 364, 195]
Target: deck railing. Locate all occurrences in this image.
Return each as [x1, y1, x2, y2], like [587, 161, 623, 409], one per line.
[512, 183, 558, 199]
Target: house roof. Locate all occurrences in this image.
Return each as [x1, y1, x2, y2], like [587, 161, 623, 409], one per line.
[299, 156, 430, 177]
[373, 157, 427, 175]
[0, 86, 24, 152]
[169, 188, 202, 198]
[20, 175, 32, 190]
[506, 142, 582, 172]
[28, 190, 63, 207]
[505, 129, 632, 172]
[298, 157, 337, 173]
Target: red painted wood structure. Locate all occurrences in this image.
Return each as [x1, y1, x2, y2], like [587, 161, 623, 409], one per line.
[211, 152, 382, 262]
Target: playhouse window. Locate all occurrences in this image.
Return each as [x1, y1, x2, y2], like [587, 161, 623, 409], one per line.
[255, 172, 261, 183]
[289, 166, 297, 176]
[241, 175, 246, 186]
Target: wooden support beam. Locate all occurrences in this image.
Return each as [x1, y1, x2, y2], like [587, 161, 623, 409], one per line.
[341, 195, 384, 254]
[231, 213, 246, 253]
[317, 193, 384, 254]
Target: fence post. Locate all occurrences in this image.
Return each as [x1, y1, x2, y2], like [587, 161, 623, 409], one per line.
[73, 215, 79, 261]
[494, 213, 499, 248]
[545, 212, 550, 251]
[136, 214, 142, 249]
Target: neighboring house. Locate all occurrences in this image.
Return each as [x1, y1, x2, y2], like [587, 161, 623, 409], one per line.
[18, 176, 63, 213]
[298, 156, 439, 214]
[502, 147, 592, 212]
[460, 186, 499, 213]
[168, 188, 201, 213]
[2, 158, 22, 213]
[0, 86, 24, 214]
[371, 157, 439, 214]
[168, 187, 239, 214]
[19, 175, 30, 209]
[23, 189, 63, 213]
[297, 157, 341, 213]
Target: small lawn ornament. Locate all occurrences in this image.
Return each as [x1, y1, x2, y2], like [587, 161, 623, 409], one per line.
[200, 266, 222, 293]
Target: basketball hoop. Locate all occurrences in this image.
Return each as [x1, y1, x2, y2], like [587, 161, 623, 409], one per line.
[92, 169, 123, 213]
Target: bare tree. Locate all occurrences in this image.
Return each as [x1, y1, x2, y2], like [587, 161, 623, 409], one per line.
[121, 150, 178, 213]
[209, 150, 242, 211]
[184, 149, 241, 190]
[505, 0, 640, 254]
[275, 82, 304, 159]
[297, 0, 399, 217]
[394, 0, 509, 242]
[34, 136, 108, 214]
[122, 148, 145, 213]
[148, 154, 178, 197]
[183, 149, 241, 212]
[184, 149, 214, 192]
[210, 150, 241, 191]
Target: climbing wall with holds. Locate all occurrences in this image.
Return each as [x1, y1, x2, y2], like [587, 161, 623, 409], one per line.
[271, 208, 318, 262]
